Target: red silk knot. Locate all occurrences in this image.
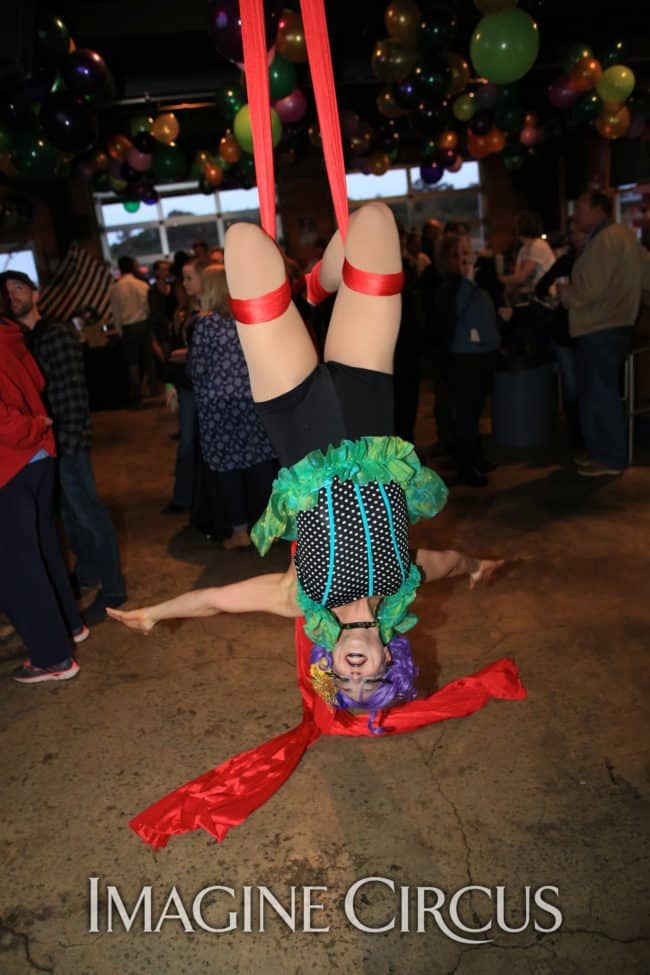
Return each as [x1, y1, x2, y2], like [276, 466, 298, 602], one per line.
[305, 260, 334, 306]
[342, 259, 405, 296]
[229, 279, 292, 324]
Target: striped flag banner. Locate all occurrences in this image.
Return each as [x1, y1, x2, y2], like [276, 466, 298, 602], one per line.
[38, 243, 114, 325]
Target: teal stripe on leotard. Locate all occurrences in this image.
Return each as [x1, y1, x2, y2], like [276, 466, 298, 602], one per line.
[320, 479, 336, 606]
[378, 482, 406, 583]
[353, 482, 374, 596]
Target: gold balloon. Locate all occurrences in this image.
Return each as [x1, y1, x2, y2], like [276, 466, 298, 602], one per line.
[439, 129, 459, 150]
[151, 112, 180, 145]
[367, 150, 392, 176]
[596, 104, 631, 140]
[385, 0, 420, 43]
[475, 0, 517, 12]
[203, 162, 224, 187]
[443, 52, 471, 96]
[570, 57, 603, 93]
[219, 131, 241, 164]
[377, 86, 409, 118]
[276, 8, 307, 63]
[371, 37, 418, 84]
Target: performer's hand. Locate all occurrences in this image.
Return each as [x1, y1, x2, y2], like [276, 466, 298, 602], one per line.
[106, 606, 157, 633]
[469, 559, 505, 589]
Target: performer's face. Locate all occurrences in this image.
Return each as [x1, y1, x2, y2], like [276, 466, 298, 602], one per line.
[330, 629, 391, 703]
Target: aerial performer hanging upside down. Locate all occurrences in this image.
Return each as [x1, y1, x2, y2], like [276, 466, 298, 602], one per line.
[108, 0, 526, 848]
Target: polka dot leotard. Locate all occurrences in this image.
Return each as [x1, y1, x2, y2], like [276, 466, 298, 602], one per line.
[294, 477, 411, 608]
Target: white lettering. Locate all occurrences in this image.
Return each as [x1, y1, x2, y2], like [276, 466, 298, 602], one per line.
[344, 877, 396, 933]
[533, 886, 563, 932]
[88, 877, 99, 933]
[107, 885, 152, 933]
[303, 886, 330, 932]
[495, 885, 531, 933]
[416, 887, 493, 945]
[242, 885, 253, 933]
[192, 886, 237, 933]
[448, 886, 493, 935]
[153, 886, 194, 932]
[258, 886, 297, 932]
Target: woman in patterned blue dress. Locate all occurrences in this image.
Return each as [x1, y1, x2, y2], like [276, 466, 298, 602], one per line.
[190, 264, 276, 549]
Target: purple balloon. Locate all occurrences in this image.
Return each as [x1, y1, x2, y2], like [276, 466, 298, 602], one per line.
[39, 92, 99, 154]
[208, 0, 278, 64]
[548, 75, 579, 110]
[420, 163, 444, 185]
[475, 82, 498, 112]
[274, 88, 307, 124]
[341, 109, 360, 140]
[61, 49, 108, 96]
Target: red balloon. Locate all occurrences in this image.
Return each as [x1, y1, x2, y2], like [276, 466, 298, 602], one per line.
[274, 88, 307, 124]
[549, 75, 579, 109]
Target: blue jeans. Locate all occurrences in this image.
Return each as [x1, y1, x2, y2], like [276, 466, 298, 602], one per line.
[58, 451, 126, 601]
[553, 342, 581, 447]
[576, 326, 634, 469]
[172, 387, 196, 508]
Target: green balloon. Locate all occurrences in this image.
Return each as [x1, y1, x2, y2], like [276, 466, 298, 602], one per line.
[123, 200, 140, 213]
[11, 129, 61, 181]
[214, 84, 246, 121]
[36, 14, 70, 65]
[470, 9, 540, 85]
[421, 137, 440, 163]
[496, 84, 522, 110]
[152, 142, 188, 182]
[571, 92, 602, 126]
[562, 43, 593, 74]
[269, 55, 298, 101]
[233, 105, 282, 154]
[596, 65, 636, 104]
[129, 113, 154, 137]
[211, 153, 231, 172]
[453, 93, 476, 121]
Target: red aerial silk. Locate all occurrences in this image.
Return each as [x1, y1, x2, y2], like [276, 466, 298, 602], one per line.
[129, 615, 526, 849]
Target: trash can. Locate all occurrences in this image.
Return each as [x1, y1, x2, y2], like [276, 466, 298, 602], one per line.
[492, 362, 556, 448]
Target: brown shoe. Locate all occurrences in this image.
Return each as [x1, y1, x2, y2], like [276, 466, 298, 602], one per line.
[576, 460, 624, 477]
[223, 529, 252, 550]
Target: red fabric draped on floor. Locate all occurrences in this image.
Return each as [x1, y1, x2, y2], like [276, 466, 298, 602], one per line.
[129, 619, 526, 849]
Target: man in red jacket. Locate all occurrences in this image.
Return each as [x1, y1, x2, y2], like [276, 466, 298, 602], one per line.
[0, 301, 85, 683]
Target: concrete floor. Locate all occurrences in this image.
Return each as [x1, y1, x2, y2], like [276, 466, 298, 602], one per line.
[1, 394, 649, 975]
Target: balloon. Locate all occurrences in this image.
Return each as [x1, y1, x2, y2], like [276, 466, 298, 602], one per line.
[470, 9, 540, 85]
[349, 123, 373, 155]
[419, 5, 457, 52]
[127, 146, 153, 172]
[367, 150, 392, 176]
[476, 82, 499, 111]
[595, 104, 631, 140]
[308, 124, 322, 148]
[276, 8, 307, 63]
[519, 125, 540, 147]
[394, 78, 420, 108]
[600, 40, 626, 69]
[420, 163, 444, 184]
[18, 63, 58, 106]
[61, 49, 108, 96]
[562, 43, 593, 74]
[377, 87, 409, 118]
[447, 154, 463, 172]
[453, 92, 476, 121]
[570, 57, 603, 93]
[233, 105, 282, 153]
[549, 75, 580, 110]
[418, 99, 450, 127]
[219, 131, 242, 164]
[371, 38, 418, 84]
[151, 113, 180, 145]
[485, 127, 506, 153]
[596, 65, 636, 104]
[203, 162, 224, 187]
[208, 0, 278, 64]
[467, 131, 490, 159]
[106, 134, 133, 162]
[421, 137, 440, 163]
[142, 186, 159, 205]
[133, 131, 155, 153]
[123, 200, 140, 213]
[129, 114, 154, 137]
[36, 14, 71, 65]
[235, 153, 256, 187]
[152, 142, 188, 181]
[571, 91, 602, 125]
[469, 110, 493, 135]
[11, 130, 61, 180]
[214, 84, 246, 120]
[340, 110, 360, 140]
[439, 129, 458, 150]
[269, 55, 297, 101]
[376, 120, 401, 159]
[475, 0, 517, 11]
[438, 147, 457, 167]
[39, 92, 99, 154]
[443, 52, 470, 95]
[495, 103, 525, 133]
[191, 150, 211, 178]
[385, 0, 420, 42]
[413, 55, 452, 101]
[120, 161, 141, 182]
[274, 87, 308, 123]
[90, 149, 109, 172]
[503, 145, 524, 171]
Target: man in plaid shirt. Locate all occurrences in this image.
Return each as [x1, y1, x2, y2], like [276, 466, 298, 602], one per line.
[2, 271, 126, 624]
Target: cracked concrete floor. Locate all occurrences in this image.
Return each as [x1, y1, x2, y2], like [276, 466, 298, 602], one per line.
[1, 394, 649, 975]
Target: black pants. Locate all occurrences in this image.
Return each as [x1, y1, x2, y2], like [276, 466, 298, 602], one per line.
[122, 320, 158, 405]
[448, 351, 498, 474]
[0, 459, 83, 667]
[219, 459, 277, 532]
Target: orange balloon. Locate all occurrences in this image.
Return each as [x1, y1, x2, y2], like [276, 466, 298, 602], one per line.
[596, 104, 631, 139]
[276, 8, 307, 63]
[570, 57, 603, 93]
[467, 131, 490, 159]
[385, 0, 421, 43]
[371, 37, 418, 84]
[523, 111, 538, 128]
[443, 52, 471, 96]
[219, 132, 241, 164]
[439, 129, 459, 150]
[486, 127, 506, 153]
[203, 163, 224, 187]
[106, 134, 132, 162]
[90, 149, 109, 171]
[151, 112, 180, 145]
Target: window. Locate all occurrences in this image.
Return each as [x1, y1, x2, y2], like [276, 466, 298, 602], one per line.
[0, 246, 39, 285]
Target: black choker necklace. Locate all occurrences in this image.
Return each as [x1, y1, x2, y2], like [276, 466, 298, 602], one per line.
[338, 620, 378, 630]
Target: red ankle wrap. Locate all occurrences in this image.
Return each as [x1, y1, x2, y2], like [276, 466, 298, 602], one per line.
[228, 278, 292, 324]
[305, 260, 335, 306]
[342, 259, 404, 296]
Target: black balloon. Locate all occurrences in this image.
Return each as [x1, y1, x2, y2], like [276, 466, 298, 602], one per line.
[394, 78, 420, 109]
[469, 110, 493, 136]
[413, 56, 452, 103]
[120, 162, 141, 181]
[134, 131, 155, 153]
[61, 49, 108, 96]
[208, 0, 279, 64]
[39, 93, 99, 154]
[22, 64, 58, 104]
[495, 104, 526, 134]
[418, 4, 457, 52]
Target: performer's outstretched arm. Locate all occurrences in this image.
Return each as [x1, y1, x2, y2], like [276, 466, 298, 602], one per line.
[415, 549, 503, 589]
[107, 569, 298, 633]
